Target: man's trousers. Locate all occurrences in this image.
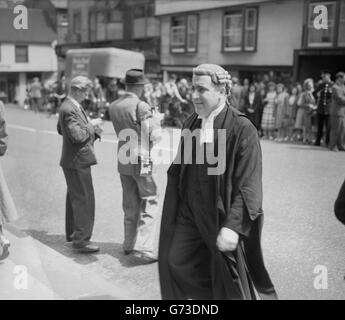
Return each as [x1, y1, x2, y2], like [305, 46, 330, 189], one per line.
[63, 167, 95, 247]
[329, 116, 345, 150]
[315, 113, 330, 146]
[120, 174, 158, 254]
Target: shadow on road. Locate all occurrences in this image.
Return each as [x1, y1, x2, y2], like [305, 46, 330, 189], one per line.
[23, 229, 156, 268]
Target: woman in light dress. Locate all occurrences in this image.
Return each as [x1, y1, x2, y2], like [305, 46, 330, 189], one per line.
[261, 82, 277, 139]
[274, 84, 290, 141]
[294, 79, 317, 144]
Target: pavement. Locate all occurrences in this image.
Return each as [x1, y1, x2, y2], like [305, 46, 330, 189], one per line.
[0, 226, 134, 300]
[1, 104, 345, 300]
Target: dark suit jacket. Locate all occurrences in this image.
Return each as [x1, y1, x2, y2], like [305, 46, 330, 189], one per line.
[335, 178, 345, 225]
[243, 92, 262, 128]
[159, 103, 277, 299]
[330, 83, 345, 117]
[57, 97, 97, 169]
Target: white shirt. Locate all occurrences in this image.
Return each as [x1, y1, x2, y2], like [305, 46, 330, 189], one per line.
[249, 92, 255, 106]
[198, 102, 226, 145]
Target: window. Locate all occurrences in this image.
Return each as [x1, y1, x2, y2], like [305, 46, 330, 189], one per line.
[244, 8, 257, 51]
[107, 10, 123, 40]
[73, 11, 81, 42]
[58, 13, 68, 27]
[171, 16, 186, 52]
[223, 8, 257, 52]
[339, 0, 345, 46]
[89, 11, 97, 42]
[15, 45, 28, 63]
[96, 12, 106, 41]
[307, 1, 336, 47]
[223, 12, 243, 51]
[89, 9, 123, 42]
[133, 6, 146, 38]
[170, 14, 198, 53]
[133, 4, 160, 39]
[187, 15, 198, 52]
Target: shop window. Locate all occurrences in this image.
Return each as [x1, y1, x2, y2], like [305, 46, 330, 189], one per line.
[307, 1, 336, 47]
[170, 14, 198, 53]
[15, 45, 28, 63]
[223, 8, 257, 52]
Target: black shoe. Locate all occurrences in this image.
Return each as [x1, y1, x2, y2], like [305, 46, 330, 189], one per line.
[73, 243, 100, 254]
[124, 250, 133, 255]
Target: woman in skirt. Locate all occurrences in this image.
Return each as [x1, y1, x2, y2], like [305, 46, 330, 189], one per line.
[261, 82, 277, 139]
[294, 79, 317, 144]
[275, 83, 289, 142]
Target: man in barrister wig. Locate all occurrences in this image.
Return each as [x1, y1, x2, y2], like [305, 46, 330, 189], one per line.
[158, 64, 277, 300]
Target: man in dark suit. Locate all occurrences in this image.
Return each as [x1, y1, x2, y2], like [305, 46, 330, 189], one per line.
[329, 72, 345, 151]
[57, 76, 102, 253]
[313, 70, 333, 147]
[159, 64, 277, 300]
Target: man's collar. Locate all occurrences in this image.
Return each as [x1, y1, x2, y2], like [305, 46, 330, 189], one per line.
[67, 96, 82, 110]
[197, 101, 226, 121]
[124, 91, 139, 98]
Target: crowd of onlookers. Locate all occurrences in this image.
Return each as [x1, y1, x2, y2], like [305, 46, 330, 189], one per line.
[22, 69, 345, 151]
[227, 70, 345, 151]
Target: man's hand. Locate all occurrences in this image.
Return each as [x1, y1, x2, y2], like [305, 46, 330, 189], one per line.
[90, 118, 103, 127]
[216, 227, 239, 252]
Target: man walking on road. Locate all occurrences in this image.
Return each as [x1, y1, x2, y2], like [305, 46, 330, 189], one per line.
[57, 76, 102, 253]
[158, 64, 277, 300]
[109, 69, 161, 264]
[329, 72, 345, 151]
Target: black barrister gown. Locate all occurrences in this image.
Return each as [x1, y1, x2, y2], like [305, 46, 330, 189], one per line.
[158, 103, 278, 300]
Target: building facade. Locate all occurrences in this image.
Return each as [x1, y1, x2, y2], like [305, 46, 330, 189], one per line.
[156, 0, 345, 83]
[0, 8, 57, 105]
[56, 0, 161, 78]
